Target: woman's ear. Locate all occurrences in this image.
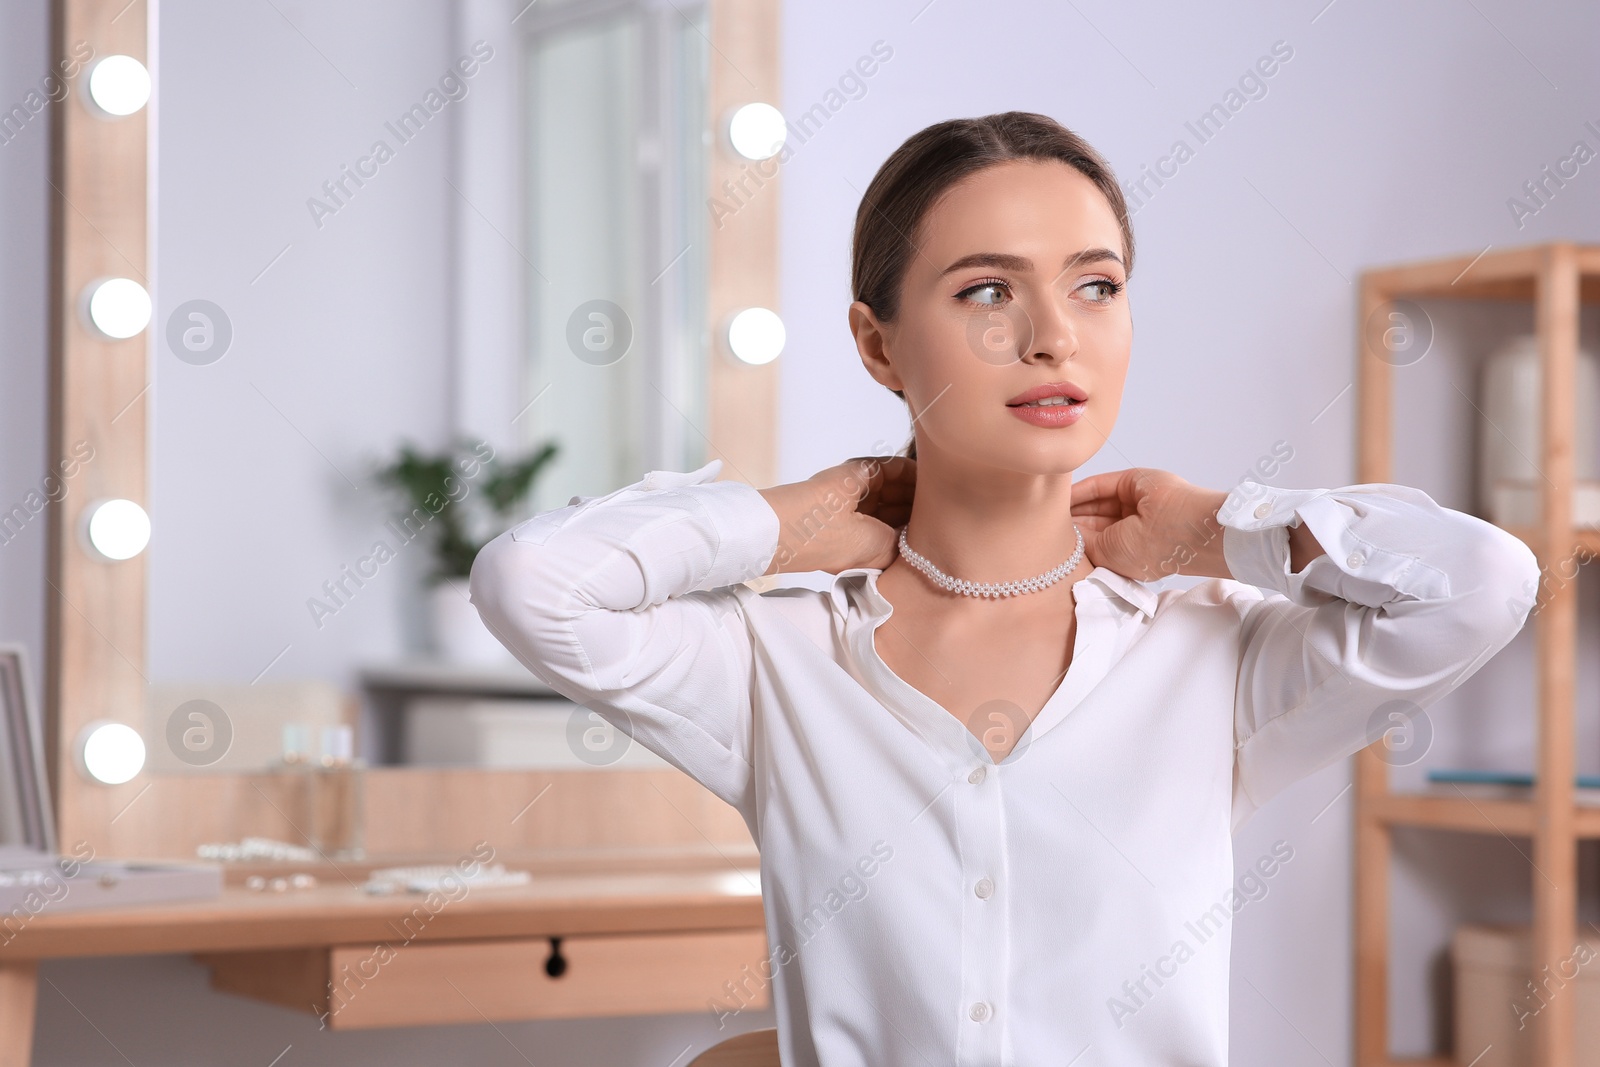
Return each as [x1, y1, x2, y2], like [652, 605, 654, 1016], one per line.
[849, 300, 903, 393]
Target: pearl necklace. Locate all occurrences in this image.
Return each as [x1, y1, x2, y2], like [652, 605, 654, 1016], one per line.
[896, 524, 1085, 599]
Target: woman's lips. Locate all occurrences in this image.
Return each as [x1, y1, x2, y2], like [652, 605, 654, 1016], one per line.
[1006, 380, 1088, 405]
[1007, 398, 1086, 427]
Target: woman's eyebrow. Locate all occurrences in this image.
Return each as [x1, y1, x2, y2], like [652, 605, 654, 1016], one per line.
[940, 247, 1124, 275]
[941, 251, 1032, 274]
[1061, 247, 1124, 271]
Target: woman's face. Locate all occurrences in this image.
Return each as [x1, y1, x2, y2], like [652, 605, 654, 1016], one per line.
[853, 160, 1132, 477]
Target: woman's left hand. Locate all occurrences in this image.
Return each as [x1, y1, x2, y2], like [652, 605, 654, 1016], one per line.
[1070, 468, 1232, 582]
[1073, 468, 1327, 581]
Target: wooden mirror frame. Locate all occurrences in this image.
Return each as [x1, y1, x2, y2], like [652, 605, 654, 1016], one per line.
[47, 0, 779, 861]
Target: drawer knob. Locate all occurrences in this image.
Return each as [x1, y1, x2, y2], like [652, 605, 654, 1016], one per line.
[544, 936, 568, 978]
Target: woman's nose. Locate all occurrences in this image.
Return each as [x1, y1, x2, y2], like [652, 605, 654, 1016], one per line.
[1021, 297, 1078, 364]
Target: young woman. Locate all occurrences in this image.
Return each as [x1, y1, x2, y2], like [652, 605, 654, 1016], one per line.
[470, 112, 1538, 1066]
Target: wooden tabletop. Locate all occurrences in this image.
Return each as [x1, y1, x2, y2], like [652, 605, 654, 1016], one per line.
[3, 851, 765, 961]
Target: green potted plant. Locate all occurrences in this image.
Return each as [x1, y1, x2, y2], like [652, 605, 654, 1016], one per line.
[376, 437, 558, 664]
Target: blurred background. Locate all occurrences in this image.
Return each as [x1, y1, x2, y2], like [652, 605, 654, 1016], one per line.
[2, 0, 1600, 1064]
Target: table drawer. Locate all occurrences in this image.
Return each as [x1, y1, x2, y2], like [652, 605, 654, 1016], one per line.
[204, 929, 770, 1029]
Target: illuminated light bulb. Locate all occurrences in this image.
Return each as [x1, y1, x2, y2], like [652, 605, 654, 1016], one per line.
[83, 277, 152, 339]
[727, 103, 787, 161]
[82, 498, 151, 561]
[726, 307, 785, 365]
[78, 721, 146, 785]
[87, 55, 151, 116]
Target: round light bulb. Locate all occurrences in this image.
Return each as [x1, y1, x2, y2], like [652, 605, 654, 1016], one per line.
[83, 277, 152, 339]
[87, 55, 151, 117]
[82, 498, 151, 561]
[78, 721, 146, 785]
[727, 103, 787, 161]
[726, 307, 785, 365]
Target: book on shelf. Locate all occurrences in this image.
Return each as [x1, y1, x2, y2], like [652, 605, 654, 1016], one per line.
[1426, 768, 1600, 790]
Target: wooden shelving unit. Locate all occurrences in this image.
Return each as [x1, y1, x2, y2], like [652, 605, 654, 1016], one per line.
[1355, 242, 1600, 1067]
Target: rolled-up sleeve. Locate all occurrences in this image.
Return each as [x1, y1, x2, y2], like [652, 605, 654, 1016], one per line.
[467, 460, 780, 817]
[1218, 480, 1541, 829]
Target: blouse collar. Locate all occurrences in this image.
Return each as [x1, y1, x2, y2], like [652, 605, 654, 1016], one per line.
[765, 565, 1160, 621]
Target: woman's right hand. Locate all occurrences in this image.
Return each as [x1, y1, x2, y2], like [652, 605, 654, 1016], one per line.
[758, 456, 916, 574]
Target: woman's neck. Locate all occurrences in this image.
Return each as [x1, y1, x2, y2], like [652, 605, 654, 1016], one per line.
[898, 456, 1085, 583]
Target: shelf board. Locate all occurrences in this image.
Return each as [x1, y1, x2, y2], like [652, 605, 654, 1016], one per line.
[359, 660, 558, 698]
[1359, 242, 1600, 302]
[1366, 790, 1600, 838]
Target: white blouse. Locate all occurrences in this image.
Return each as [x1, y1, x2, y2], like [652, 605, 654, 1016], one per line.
[468, 460, 1538, 1067]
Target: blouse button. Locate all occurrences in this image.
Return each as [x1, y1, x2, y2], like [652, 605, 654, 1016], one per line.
[969, 1001, 991, 1022]
[1253, 501, 1272, 519]
[967, 766, 986, 785]
[974, 877, 994, 899]
[1347, 551, 1366, 568]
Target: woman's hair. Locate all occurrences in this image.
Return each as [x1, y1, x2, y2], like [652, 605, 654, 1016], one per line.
[850, 112, 1134, 460]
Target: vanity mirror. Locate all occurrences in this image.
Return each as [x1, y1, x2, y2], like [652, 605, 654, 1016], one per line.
[48, 0, 779, 862]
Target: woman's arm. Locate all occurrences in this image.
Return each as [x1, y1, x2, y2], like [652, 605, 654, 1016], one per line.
[1074, 470, 1542, 828]
[468, 461, 780, 814]
[468, 456, 915, 815]
[1219, 480, 1537, 824]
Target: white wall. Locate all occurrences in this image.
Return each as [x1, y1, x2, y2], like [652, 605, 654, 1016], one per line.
[775, 1, 1600, 1064]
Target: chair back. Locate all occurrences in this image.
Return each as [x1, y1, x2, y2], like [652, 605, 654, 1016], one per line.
[686, 1027, 780, 1066]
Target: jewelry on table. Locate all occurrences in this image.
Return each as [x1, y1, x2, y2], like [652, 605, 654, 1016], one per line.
[245, 873, 319, 893]
[897, 523, 1085, 599]
[197, 836, 318, 863]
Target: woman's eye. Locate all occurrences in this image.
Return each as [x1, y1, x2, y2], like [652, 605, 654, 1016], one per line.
[1080, 279, 1124, 304]
[958, 282, 1010, 306]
